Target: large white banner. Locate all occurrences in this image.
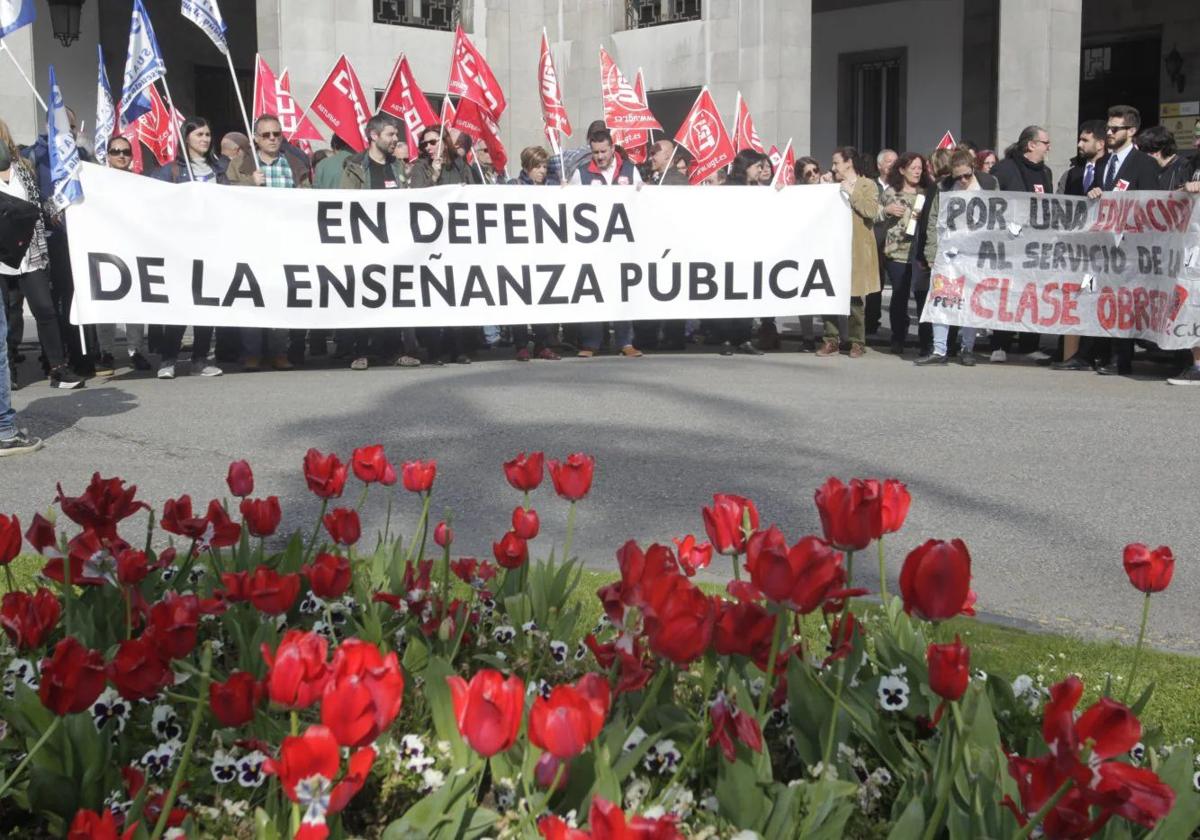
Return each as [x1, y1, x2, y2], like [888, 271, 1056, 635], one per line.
[66, 164, 852, 329]
[922, 190, 1200, 349]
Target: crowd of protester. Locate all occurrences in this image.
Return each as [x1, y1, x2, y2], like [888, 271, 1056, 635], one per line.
[2, 104, 1199, 457]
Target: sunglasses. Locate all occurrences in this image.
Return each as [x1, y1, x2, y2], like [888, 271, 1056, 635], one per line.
[802, 168, 818, 177]
[257, 131, 282, 139]
[108, 148, 132, 157]
[421, 139, 439, 146]
[1105, 125, 1129, 134]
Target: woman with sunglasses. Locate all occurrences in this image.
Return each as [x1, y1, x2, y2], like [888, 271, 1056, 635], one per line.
[879, 152, 935, 356]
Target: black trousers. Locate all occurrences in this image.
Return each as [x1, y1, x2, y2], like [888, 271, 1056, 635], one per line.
[4, 270, 67, 370]
[715, 318, 753, 345]
[885, 259, 932, 353]
[46, 233, 86, 368]
[513, 324, 555, 349]
[3, 277, 24, 356]
[161, 325, 214, 364]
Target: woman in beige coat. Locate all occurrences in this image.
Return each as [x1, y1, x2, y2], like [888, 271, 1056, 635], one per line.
[817, 147, 879, 358]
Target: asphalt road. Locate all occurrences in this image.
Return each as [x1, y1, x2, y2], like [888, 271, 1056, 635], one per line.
[2, 328, 1198, 653]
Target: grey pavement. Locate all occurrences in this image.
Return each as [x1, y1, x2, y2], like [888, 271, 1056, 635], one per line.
[2, 327, 1199, 654]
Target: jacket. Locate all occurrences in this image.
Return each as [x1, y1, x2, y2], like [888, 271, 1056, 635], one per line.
[1094, 147, 1161, 192]
[992, 154, 1053, 193]
[150, 156, 230, 185]
[226, 147, 312, 188]
[576, 153, 636, 185]
[313, 150, 352, 189]
[0, 161, 49, 272]
[1154, 155, 1194, 191]
[844, 177, 881, 298]
[651, 167, 688, 186]
[923, 172, 999, 266]
[340, 151, 408, 190]
[510, 170, 545, 185]
[1061, 159, 1102, 196]
[408, 156, 477, 188]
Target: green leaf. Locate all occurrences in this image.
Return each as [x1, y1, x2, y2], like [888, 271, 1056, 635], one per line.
[254, 806, 282, 840]
[887, 796, 926, 840]
[715, 755, 770, 831]
[422, 656, 469, 766]
[795, 778, 858, 840]
[1145, 747, 1200, 839]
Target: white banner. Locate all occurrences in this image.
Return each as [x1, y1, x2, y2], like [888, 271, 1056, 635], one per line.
[66, 164, 852, 329]
[922, 190, 1200, 349]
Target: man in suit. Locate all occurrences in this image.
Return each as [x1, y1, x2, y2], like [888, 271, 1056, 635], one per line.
[1087, 105, 1163, 376]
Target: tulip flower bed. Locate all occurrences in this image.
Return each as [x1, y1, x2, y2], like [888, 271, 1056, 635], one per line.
[0, 451, 1197, 840]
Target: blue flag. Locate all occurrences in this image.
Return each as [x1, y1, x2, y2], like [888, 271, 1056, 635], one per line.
[0, 0, 35, 39]
[94, 46, 116, 165]
[119, 0, 166, 129]
[181, 0, 228, 55]
[48, 66, 83, 212]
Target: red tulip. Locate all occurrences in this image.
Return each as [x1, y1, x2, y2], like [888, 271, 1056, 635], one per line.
[262, 630, 330, 709]
[824, 611, 861, 667]
[264, 724, 376, 836]
[899, 539, 973, 622]
[401, 459, 437, 493]
[321, 639, 405, 748]
[68, 809, 136, 840]
[673, 535, 713, 576]
[493, 531, 529, 570]
[248, 566, 301, 615]
[39, 636, 106, 715]
[702, 494, 760, 556]
[160, 495, 208, 540]
[1, 588, 61, 651]
[303, 553, 353, 600]
[146, 592, 202, 659]
[447, 669, 525, 757]
[814, 477, 883, 551]
[108, 637, 171, 701]
[209, 671, 263, 727]
[529, 673, 611, 759]
[351, 444, 397, 485]
[504, 451, 545, 492]
[323, 507, 361, 546]
[303, 448, 348, 499]
[240, 496, 282, 537]
[708, 692, 763, 761]
[511, 507, 540, 540]
[745, 529, 845, 613]
[25, 512, 60, 557]
[219, 570, 252, 602]
[879, 478, 911, 535]
[713, 598, 777, 666]
[433, 521, 453, 548]
[538, 815, 590, 840]
[641, 572, 716, 665]
[42, 529, 122, 586]
[586, 798, 685, 840]
[547, 453, 595, 501]
[926, 636, 970, 702]
[115, 549, 150, 585]
[0, 514, 20, 565]
[54, 473, 148, 541]
[535, 753, 569, 791]
[1094, 762, 1176, 828]
[1005, 755, 1098, 839]
[1122, 544, 1174, 594]
[226, 460, 254, 497]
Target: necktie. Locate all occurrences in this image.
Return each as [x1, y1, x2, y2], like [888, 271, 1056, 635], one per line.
[1103, 155, 1118, 190]
[1082, 162, 1094, 192]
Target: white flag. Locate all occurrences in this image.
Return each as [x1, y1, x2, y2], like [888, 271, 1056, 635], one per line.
[94, 46, 115, 166]
[181, 0, 228, 55]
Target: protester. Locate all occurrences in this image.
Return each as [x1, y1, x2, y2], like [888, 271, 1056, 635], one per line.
[505, 146, 563, 362]
[640, 139, 689, 351]
[796, 156, 821, 184]
[868, 149, 898, 337]
[918, 149, 997, 365]
[818, 147, 879, 358]
[880, 153, 935, 356]
[1136, 125, 1192, 190]
[0, 275, 41, 455]
[313, 134, 354, 189]
[975, 149, 997, 174]
[928, 148, 953, 182]
[648, 139, 688, 185]
[0, 119, 83, 391]
[715, 150, 769, 357]
[410, 124, 477, 187]
[102, 136, 151, 372]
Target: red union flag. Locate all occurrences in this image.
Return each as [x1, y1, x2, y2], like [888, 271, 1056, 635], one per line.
[673, 88, 735, 185]
[448, 25, 506, 119]
[379, 54, 439, 160]
[453, 97, 507, 173]
[936, 130, 957, 150]
[772, 139, 796, 187]
[733, 93, 764, 154]
[277, 70, 323, 142]
[600, 47, 661, 132]
[309, 54, 370, 152]
[612, 68, 649, 165]
[253, 55, 280, 120]
[767, 144, 782, 169]
[134, 85, 181, 165]
[538, 30, 571, 141]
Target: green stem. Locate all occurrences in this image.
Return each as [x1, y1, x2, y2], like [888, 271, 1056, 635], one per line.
[150, 643, 212, 840]
[303, 499, 329, 564]
[124, 588, 133, 641]
[523, 490, 530, 511]
[877, 537, 888, 602]
[289, 711, 300, 835]
[1124, 593, 1152, 703]
[1014, 777, 1075, 840]
[3, 565, 14, 594]
[439, 531, 452, 625]
[383, 488, 395, 544]
[627, 667, 670, 736]
[821, 660, 848, 768]
[355, 482, 370, 512]
[756, 607, 785, 722]
[561, 501, 577, 563]
[845, 549, 855, 589]
[0, 716, 62, 799]
[143, 507, 156, 555]
[730, 551, 742, 582]
[410, 492, 432, 564]
[921, 700, 966, 840]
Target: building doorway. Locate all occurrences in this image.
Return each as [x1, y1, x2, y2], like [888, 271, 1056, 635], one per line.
[1078, 33, 1160, 126]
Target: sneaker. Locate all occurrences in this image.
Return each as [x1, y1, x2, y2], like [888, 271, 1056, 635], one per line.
[350, 357, 369, 371]
[50, 367, 84, 389]
[577, 349, 595, 358]
[719, 342, 734, 356]
[620, 345, 644, 358]
[130, 352, 152, 371]
[1167, 366, 1200, 386]
[394, 355, 421, 368]
[197, 364, 223, 377]
[737, 341, 765, 356]
[0, 430, 43, 457]
[914, 353, 949, 366]
[958, 352, 977, 367]
[157, 364, 176, 380]
[1027, 350, 1051, 362]
[242, 356, 262, 372]
[798, 339, 817, 353]
[990, 350, 1007, 363]
[453, 354, 472, 364]
[271, 355, 295, 371]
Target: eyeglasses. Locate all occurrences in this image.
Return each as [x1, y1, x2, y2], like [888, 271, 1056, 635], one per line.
[108, 148, 132, 158]
[421, 139, 439, 147]
[802, 168, 818, 177]
[954, 172, 974, 181]
[1105, 125, 1129, 134]
[257, 131, 282, 139]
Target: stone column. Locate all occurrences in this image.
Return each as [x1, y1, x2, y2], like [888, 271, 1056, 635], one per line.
[996, 0, 1082, 180]
[0, 27, 39, 143]
[773, 0, 812, 157]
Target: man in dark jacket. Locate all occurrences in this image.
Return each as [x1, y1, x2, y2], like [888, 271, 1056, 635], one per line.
[1087, 105, 1163, 376]
[988, 126, 1054, 361]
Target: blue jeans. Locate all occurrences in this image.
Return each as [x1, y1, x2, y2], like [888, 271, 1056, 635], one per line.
[0, 291, 14, 439]
[932, 324, 976, 356]
[579, 322, 633, 351]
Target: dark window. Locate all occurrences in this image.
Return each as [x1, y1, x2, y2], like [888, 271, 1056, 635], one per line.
[626, 0, 702, 29]
[1078, 34, 1160, 136]
[646, 86, 702, 140]
[838, 48, 906, 157]
[194, 64, 253, 140]
[374, 0, 460, 31]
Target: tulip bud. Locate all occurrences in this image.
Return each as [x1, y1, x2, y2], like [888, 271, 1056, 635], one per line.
[434, 521, 453, 548]
[438, 616, 455, 642]
[535, 753, 568, 790]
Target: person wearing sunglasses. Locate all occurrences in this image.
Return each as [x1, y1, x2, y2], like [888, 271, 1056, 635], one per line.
[99, 136, 154, 373]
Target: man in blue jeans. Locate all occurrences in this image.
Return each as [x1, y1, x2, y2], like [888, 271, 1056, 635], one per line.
[0, 293, 44, 456]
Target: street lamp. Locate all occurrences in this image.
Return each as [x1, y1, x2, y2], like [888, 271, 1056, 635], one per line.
[47, 0, 86, 47]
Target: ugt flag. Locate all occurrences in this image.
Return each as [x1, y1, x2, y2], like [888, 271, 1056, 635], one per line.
[48, 66, 83, 211]
[453, 98, 507, 173]
[379, 54, 439, 160]
[599, 48, 660, 133]
[181, 0, 228, 55]
[94, 46, 116, 165]
[772, 139, 797, 188]
[733, 93, 764, 154]
[309, 54, 370, 152]
[119, 0, 166, 129]
[612, 68, 650, 165]
[538, 30, 571, 144]
[674, 87, 735, 185]
[448, 25, 506, 119]
[0, 0, 35, 38]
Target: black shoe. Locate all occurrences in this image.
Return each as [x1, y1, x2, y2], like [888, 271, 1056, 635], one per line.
[1097, 363, 1131, 377]
[719, 342, 734, 356]
[0, 429, 43, 457]
[1167, 367, 1200, 386]
[453, 354, 472, 365]
[737, 341, 765, 356]
[1051, 356, 1092, 372]
[798, 339, 817, 353]
[49, 367, 84, 390]
[130, 352, 152, 371]
[958, 353, 977, 367]
[914, 353, 949, 366]
[889, 343, 905, 355]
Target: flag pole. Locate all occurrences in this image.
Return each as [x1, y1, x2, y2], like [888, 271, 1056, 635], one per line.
[0, 40, 47, 111]
[772, 138, 793, 189]
[433, 96, 448, 168]
[158, 79, 195, 181]
[223, 49, 258, 171]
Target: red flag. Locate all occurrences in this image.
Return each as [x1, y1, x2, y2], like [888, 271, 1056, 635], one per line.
[673, 88, 735, 185]
[767, 144, 782, 169]
[134, 86, 180, 165]
[600, 48, 661, 133]
[442, 96, 457, 127]
[733, 93, 764, 154]
[612, 68, 649, 164]
[277, 70, 323, 143]
[448, 25, 506, 119]
[308, 54, 371, 152]
[538, 30, 571, 142]
[936, 130, 957, 150]
[772, 139, 796, 187]
[253, 55, 280, 121]
[379, 54, 439, 160]
[453, 98, 507, 173]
